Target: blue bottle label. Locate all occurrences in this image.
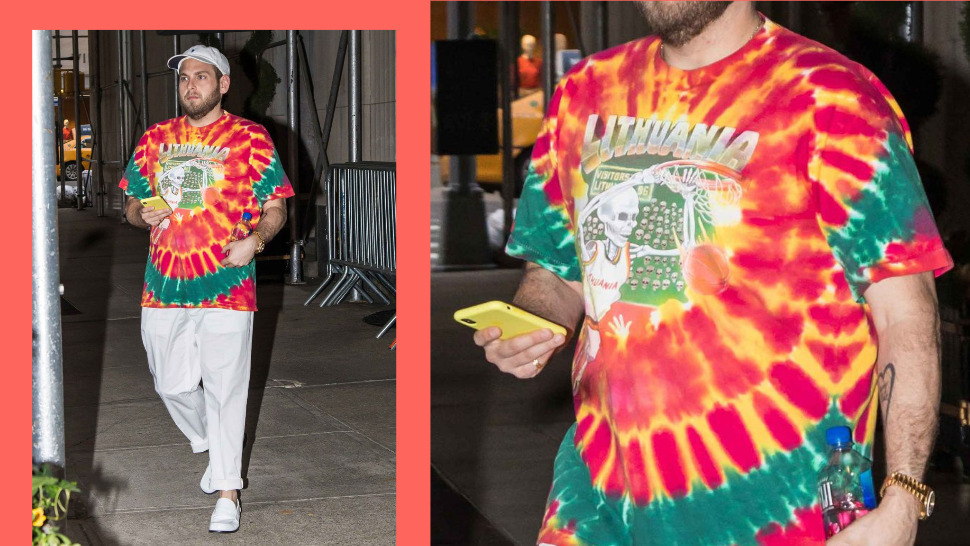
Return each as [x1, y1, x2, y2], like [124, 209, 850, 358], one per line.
[860, 468, 877, 509]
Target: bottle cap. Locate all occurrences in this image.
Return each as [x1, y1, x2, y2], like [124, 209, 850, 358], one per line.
[825, 426, 852, 447]
[242, 212, 252, 220]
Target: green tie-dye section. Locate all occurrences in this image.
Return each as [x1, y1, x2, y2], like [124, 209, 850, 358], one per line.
[142, 257, 253, 306]
[547, 407, 857, 546]
[823, 132, 932, 302]
[506, 163, 582, 281]
[252, 150, 288, 205]
[122, 154, 152, 199]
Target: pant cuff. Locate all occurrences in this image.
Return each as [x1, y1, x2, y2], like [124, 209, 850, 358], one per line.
[210, 478, 244, 491]
[191, 441, 209, 454]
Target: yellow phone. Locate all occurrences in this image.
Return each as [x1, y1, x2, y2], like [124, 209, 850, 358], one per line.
[139, 195, 171, 210]
[454, 301, 567, 340]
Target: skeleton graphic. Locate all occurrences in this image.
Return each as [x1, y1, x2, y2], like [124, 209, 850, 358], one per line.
[159, 166, 186, 208]
[572, 160, 742, 394]
[572, 185, 642, 382]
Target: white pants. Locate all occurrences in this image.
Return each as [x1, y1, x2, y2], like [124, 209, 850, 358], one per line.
[141, 307, 254, 491]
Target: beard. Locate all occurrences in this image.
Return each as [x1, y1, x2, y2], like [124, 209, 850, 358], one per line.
[638, 1, 733, 47]
[180, 86, 223, 120]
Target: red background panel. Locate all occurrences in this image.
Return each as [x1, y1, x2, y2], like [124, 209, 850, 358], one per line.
[12, 1, 430, 543]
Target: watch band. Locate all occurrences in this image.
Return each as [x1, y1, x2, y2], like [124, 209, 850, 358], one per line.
[253, 230, 265, 254]
[880, 472, 935, 520]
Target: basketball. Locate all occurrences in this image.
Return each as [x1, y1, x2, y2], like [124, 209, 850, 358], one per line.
[682, 244, 730, 295]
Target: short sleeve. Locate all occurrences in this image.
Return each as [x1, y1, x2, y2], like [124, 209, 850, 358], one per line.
[249, 126, 295, 206]
[812, 85, 952, 302]
[119, 130, 153, 200]
[505, 81, 582, 282]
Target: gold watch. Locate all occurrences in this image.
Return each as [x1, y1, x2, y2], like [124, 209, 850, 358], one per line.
[253, 231, 265, 254]
[880, 472, 935, 520]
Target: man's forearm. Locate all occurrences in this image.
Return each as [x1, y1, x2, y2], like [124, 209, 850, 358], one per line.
[512, 262, 585, 340]
[868, 274, 941, 480]
[255, 204, 287, 243]
[876, 314, 941, 479]
[125, 197, 150, 229]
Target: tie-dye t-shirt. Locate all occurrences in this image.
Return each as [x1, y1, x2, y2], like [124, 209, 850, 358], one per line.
[120, 112, 294, 311]
[507, 19, 952, 546]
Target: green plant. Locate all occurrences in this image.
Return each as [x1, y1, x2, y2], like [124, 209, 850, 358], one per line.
[32, 464, 80, 546]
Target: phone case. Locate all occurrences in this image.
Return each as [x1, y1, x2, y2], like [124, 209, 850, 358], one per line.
[454, 300, 567, 340]
[140, 196, 171, 210]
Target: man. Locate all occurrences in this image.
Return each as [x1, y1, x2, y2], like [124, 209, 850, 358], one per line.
[120, 44, 294, 533]
[475, 2, 952, 544]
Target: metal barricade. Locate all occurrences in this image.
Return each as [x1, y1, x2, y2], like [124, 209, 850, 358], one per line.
[305, 162, 396, 314]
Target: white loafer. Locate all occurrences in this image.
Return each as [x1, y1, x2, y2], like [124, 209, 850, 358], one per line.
[208, 498, 240, 533]
[200, 463, 216, 495]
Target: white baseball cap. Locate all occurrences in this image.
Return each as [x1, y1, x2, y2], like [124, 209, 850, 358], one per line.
[167, 45, 230, 76]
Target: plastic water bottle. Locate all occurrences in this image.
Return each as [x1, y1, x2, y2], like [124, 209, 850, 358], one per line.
[230, 212, 253, 241]
[817, 426, 878, 538]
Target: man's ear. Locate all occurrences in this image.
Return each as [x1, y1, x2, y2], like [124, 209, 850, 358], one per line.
[220, 75, 230, 94]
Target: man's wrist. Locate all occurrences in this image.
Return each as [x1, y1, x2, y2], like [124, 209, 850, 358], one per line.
[252, 230, 266, 254]
[881, 485, 923, 522]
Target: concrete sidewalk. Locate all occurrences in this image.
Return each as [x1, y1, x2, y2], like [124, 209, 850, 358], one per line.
[54, 208, 395, 545]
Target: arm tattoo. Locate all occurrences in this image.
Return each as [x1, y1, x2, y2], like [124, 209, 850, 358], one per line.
[878, 362, 896, 425]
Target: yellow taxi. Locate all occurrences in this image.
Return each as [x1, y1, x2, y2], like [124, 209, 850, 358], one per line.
[439, 91, 544, 196]
[56, 136, 92, 182]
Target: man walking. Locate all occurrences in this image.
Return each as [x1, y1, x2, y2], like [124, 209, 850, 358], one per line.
[120, 44, 294, 533]
[475, 2, 952, 544]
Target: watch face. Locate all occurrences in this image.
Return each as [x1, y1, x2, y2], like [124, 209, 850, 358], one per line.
[926, 490, 935, 517]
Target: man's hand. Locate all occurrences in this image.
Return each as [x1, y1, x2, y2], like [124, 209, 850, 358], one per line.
[474, 327, 566, 379]
[140, 205, 172, 227]
[826, 489, 919, 545]
[473, 262, 583, 379]
[221, 236, 259, 268]
[125, 196, 171, 229]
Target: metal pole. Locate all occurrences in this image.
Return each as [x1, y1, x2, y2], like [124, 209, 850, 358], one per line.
[345, 30, 365, 300]
[92, 30, 105, 216]
[33, 29, 66, 468]
[285, 30, 304, 284]
[301, 32, 349, 303]
[55, 31, 65, 200]
[54, 30, 62, 68]
[510, 2, 520, 96]
[349, 30, 363, 163]
[596, 2, 608, 52]
[906, 2, 923, 44]
[140, 30, 149, 133]
[787, 2, 801, 34]
[541, 1, 555, 111]
[499, 2, 515, 246]
[448, 1, 474, 38]
[440, 1, 492, 269]
[298, 30, 346, 245]
[173, 35, 181, 117]
[447, 1, 477, 196]
[117, 31, 126, 182]
[57, 100, 65, 203]
[73, 31, 84, 210]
